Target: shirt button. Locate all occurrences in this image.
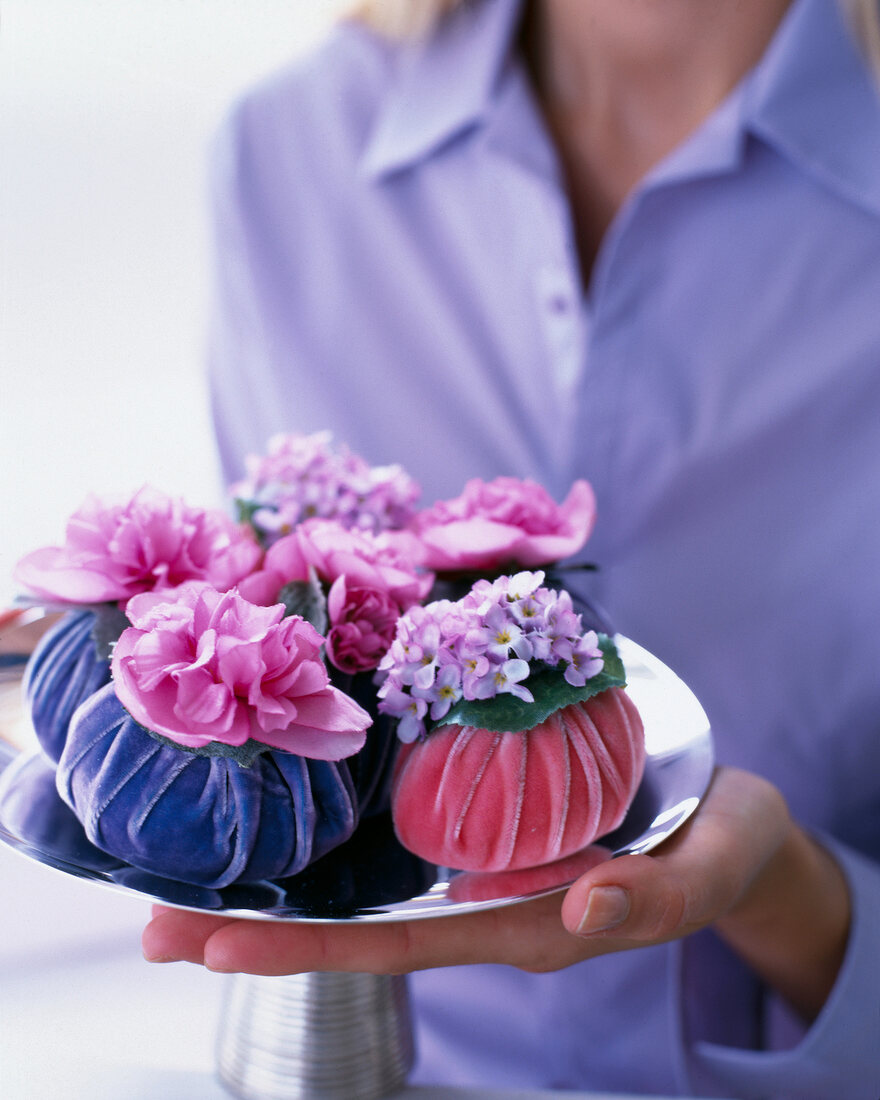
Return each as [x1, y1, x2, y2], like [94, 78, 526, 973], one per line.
[548, 294, 570, 314]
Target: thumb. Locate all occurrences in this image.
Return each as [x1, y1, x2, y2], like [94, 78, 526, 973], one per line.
[560, 768, 791, 945]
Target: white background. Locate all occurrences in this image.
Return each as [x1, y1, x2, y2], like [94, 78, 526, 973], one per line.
[0, 0, 350, 602]
[0, 4, 346, 1095]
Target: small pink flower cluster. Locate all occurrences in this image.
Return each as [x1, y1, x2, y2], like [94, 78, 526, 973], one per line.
[376, 571, 604, 743]
[112, 583, 371, 758]
[234, 431, 421, 543]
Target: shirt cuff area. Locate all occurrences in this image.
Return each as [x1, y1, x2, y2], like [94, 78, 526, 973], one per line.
[681, 836, 880, 1099]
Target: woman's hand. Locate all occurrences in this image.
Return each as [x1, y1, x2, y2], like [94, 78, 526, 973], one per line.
[143, 766, 850, 1020]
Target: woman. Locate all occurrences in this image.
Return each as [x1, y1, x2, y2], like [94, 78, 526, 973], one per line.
[145, 1, 880, 1094]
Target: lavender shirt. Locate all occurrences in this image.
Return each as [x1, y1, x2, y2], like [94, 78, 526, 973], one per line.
[208, 0, 880, 1095]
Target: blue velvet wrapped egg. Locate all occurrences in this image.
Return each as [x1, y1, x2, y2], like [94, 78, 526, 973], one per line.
[56, 683, 359, 888]
[23, 610, 112, 764]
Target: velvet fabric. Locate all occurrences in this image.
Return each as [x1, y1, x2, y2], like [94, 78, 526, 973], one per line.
[391, 688, 645, 872]
[0, 751, 124, 873]
[331, 667, 398, 819]
[24, 610, 112, 764]
[56, 683, 358, 887]
[279, 811, 436, 917]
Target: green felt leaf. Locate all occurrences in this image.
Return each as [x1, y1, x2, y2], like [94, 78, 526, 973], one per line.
[144, 726, 276, 769]
[435, 634, 625, 734]
[234, 497, 282, 551]
[278, 573, 328, 635]
[234, 497, 261, 527]
[90, 603, 132, 660]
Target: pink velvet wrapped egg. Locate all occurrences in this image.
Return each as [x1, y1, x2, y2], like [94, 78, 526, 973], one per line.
[390, 687, 645, 872]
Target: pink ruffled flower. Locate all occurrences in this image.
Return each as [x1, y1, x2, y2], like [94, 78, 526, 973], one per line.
[111, 583, 371, 759]
[239, 519, 433, 612]
[297, 520, 434, 608]
[14, 488, 262, 605]
[325, 576, 401, 674]
[410, 477, 596, 572]
[236, 533, 310, 606]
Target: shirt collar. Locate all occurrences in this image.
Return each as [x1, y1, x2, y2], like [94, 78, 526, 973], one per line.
[361, 0, 880, 217]
[744, 0, 880, 217]
[359, 0, 524, 179]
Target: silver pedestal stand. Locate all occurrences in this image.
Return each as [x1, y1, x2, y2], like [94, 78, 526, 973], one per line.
[216, 971, 413, 1100]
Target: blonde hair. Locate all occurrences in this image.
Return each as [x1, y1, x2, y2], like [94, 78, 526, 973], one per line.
[351, 0, 880, 75]
[349, 0, 461, 40]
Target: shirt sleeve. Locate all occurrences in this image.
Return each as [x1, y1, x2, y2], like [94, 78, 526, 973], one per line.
[680, 837, 880, 1099]
[205, 100, 282, 488]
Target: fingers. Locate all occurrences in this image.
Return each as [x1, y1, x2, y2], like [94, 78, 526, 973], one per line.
[144, 904, 507, 974]
[143, 891, 584, 976]
[143, 907, 239, 964]
[200, 893, 573, 975]
[202, 915, 431, 975]
[560, 767, 792, 946]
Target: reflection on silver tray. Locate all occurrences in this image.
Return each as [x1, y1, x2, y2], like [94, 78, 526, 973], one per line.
[0, 635, 713, 923]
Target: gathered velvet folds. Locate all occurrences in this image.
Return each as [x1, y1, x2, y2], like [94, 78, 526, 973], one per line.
[330, 668, 398, 820]
[24, 610, 112, 765]
[56, 683, 358, 887]
[0, 751, 125, 873]
[391, 688, 645, 872]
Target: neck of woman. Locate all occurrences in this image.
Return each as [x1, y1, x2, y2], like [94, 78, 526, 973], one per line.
[520, 0, 793, 279]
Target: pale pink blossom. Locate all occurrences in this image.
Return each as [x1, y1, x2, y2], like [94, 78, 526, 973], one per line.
[232, 431, 421, 541]
[471, 657, 533, 703]
[112, 583, 371, 759]
[378, 572, 604, 742]
[14, 488, 262, 604]
[411, 477, 596, 572]
[412, 664, 463, 722]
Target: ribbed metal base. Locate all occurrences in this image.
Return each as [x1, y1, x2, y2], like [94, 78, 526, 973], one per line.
[216, 972, 414, 1100]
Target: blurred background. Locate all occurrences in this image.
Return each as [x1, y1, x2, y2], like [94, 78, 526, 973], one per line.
[1, 0, 350, 602]
[0, 6, 349, 1094]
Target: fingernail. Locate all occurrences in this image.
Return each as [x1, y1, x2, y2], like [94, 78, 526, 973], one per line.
[204, 954, 236, 974]
[143, 952, 176, 964]
[575, 886, 630, 934]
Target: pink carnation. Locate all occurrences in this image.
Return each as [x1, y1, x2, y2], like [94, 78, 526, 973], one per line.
[111, 583, 371, 759]
[410, 477, 596, 572]
[239, 519, 433, 612]
[14, 488, 263, 604]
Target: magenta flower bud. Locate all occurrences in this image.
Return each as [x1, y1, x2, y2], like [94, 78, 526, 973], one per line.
[325, 575, 401, 673]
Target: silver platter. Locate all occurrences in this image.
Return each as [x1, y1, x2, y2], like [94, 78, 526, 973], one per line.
[0, 632, 713, 923]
